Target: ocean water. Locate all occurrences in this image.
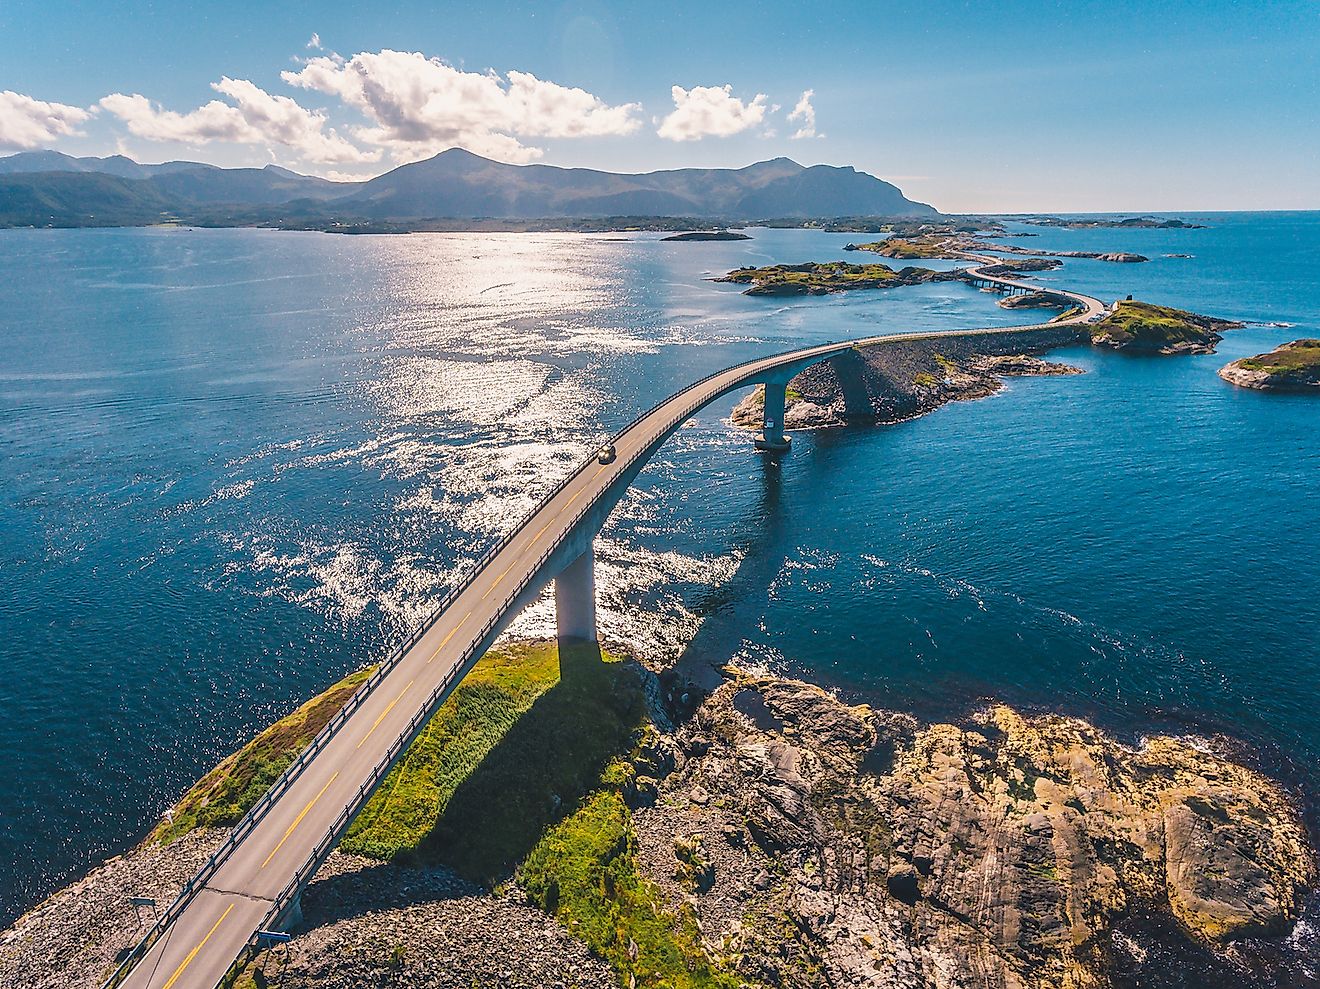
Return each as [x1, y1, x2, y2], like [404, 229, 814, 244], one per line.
[0, 215, 1316, 922]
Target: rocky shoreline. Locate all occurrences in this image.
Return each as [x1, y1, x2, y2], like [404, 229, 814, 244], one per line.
[3, 654, 1314, 989]
[1219, 339, 1320, 391]
[730, 325, 1088, 432]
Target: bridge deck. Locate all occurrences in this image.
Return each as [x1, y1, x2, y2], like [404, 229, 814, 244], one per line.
[111, 262, 1103, 989]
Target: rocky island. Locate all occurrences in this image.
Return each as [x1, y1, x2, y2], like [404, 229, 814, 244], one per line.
[3, 638, 1314, 989]
[716, 261, 959, 295]
[662, 230, 752, 242]
[1087, 300, 1244, 355]
[1219, 339, 1320, 391]
[1021, 216, 1207, 229]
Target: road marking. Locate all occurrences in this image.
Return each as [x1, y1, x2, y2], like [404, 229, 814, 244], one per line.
[261, 771, 340, 869]
[428, 613, 470, 662]
[160, 902, 235, 989]
[481, 563, 515, 599]
[355, 681, 414, 751]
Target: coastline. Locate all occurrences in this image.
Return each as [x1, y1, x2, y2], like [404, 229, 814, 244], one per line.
[6, 636, 1315, 989]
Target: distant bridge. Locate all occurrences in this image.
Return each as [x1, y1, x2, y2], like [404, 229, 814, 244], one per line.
[106, 260, 1103, 989]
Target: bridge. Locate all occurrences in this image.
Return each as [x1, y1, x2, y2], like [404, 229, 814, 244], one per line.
[106, 260, 1103, 989]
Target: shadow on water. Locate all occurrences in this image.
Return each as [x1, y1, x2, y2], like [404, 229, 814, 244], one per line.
[661, 448, 792, 697]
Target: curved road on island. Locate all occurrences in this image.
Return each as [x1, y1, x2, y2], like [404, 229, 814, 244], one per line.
[110, 259, 1105, 989]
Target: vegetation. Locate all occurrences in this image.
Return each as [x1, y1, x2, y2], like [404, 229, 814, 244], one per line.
[845, 235, 955, 259]
[1236, 338, 1320, 375]
[347, 640, 647, 884]
[340, 640, 561, 861]
[520, 791, 740, 989]
[718, 260, 951, 295]
[158, 637, 743, 987]
[153, 666, 375, 844]
[1089, 300, 1242, 353]
[1224, 339, 1320, 389]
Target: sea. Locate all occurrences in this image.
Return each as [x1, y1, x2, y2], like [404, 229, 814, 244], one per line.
[0, 212, 1316, 925]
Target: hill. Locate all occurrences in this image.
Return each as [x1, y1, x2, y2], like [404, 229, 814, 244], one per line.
[0, 148, 938, 228]
[339, 149, 936, 220]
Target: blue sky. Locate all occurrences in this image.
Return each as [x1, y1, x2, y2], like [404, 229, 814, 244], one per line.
[1, 0, 1316, 211]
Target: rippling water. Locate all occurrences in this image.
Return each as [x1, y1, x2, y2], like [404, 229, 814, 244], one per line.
[0, 216, 1317, 921]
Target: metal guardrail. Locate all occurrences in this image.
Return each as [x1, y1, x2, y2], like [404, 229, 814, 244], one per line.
[104, 284, 1096, 988]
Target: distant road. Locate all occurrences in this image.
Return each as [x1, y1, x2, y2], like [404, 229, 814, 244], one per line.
[110, 259, 1104, 989]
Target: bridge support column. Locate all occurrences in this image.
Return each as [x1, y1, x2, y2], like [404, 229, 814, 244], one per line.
[555, 544, 598, 644]
[279, 892, 303, 931]
[754, 381, 791, 454]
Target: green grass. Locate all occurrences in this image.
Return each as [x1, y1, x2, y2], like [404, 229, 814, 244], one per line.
[1238, 338, 1320, 375]
[340, 640, 562, 861]
[721, 261, 903, 294]
[153, 665, 376, 844]
[158, 638, 743, 987]
[348, 640, 648, 884]
[521, 791, 741, 989]
[854, 235, 952, 259]
[912, 372, 938, 388]
[1090, 300, 1231, 349]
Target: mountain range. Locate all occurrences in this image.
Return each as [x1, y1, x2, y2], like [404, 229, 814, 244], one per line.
[0, 148, 938, 228]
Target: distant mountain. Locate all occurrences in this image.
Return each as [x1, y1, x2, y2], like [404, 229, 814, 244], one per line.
[0, 148, 939, 227]
[146, 165, 348, 205]
[0, 150, 214, 178]
[340, 149, 936, 219]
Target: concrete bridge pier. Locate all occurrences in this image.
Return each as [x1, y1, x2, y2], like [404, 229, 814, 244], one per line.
[754, 379, 792, 454]
[555, 544, 598, 644]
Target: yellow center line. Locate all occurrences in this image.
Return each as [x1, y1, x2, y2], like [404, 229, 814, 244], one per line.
[160, 902, 234, 989]
[261, 770, 341, 868]
[428, 612, 470, 662]
[481, 563, 515, 599]
[355, 681, 414, 751]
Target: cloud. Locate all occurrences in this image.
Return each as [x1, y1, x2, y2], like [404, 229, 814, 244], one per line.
[282, 49, 642, 163]
[656, 84, 767, 141]
[0, 90, 94, 150]
[98, 78, 376, 164]
[787, 89, 819, 139]
[307, 32, 322, 50]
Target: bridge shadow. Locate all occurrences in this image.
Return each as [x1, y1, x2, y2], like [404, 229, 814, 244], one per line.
[660, 450, 800, 708]
[423, 641, 643, 884]
[300, 642, 646, 922]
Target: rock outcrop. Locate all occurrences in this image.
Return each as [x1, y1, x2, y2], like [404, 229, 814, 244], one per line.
[1087, 301, 1244, 355]
[628, 674, 1317, 989]
[729, 329, 1086, 433]
[1219, 339, 1320, 391]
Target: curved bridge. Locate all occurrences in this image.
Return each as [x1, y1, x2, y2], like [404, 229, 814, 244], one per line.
[109, 261, 1104, 989]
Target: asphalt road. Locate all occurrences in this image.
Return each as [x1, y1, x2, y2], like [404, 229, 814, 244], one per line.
[112, 262, 1103, 989]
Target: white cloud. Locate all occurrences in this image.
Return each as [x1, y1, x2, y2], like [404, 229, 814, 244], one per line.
[0, 91, 94, 150]
[282, 49, 642, 163]
[656, 84, 767, 141]
[98, 78, 376, 164]
[787, 89, 819, 139]
[307, 32, 322, 50]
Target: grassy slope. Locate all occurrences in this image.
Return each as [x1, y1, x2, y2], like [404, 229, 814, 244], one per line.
[1089, 300, 1234, 350]
[1238, 338, 1320, 376]
[153, 665, 375, 844]
[521, 791, 740, 989]
[157, 638, 732, 987]
[853, 235, 951, 258]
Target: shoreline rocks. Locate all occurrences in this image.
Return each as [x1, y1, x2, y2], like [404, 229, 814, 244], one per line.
[2, 658, 1315, 989]
[627, 672, 1316, 989]
[1087, 301, 1244, 355]
[1219, 339, 1320, 391]
[730, 331, 1087, 433]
